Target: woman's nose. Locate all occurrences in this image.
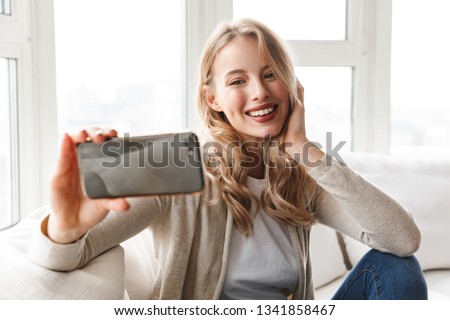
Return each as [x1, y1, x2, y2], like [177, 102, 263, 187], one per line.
[251, 79, 270, 101]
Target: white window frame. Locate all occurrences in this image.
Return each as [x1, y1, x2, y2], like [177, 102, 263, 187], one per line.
[0, 0, 57, 222]
[32, 0, 58, 214]
[185, 0, 233, 132]
[186, 0, 392, 154]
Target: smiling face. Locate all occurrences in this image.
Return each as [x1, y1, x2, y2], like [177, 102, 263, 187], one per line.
[204, 36, 291, 142]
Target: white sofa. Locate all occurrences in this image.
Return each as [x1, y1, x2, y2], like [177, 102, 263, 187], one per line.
[312, 152, 450, 300]
[1, 152, 449, 299]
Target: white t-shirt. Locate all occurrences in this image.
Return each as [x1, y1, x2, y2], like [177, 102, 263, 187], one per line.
[220, 176, 299, 300]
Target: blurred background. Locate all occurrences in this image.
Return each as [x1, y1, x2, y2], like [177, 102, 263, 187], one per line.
[1, 0, 449, 228]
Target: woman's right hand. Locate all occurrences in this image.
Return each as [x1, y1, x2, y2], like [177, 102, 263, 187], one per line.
[46, 128, 130, 244]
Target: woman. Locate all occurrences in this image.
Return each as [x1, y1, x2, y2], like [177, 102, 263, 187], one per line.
[28, 18, 427, 299]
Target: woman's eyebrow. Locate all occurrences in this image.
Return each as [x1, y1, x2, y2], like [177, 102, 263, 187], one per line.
[225, 69, 246, 77]
[224, 65, 270, 77]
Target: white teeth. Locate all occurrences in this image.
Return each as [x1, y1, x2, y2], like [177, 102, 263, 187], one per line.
[248, 106, 274, 117]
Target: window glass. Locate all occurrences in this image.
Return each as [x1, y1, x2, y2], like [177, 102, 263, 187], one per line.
[233, 0, 347, 40]
[295, 67, 352, 153]
[54, 0, 184, 137]
[0, 58, 16, 230]
[0, 0, 11, 15]
[390, 0, 450, 155]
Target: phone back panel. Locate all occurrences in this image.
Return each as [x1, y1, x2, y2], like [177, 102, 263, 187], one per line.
[77, 132, 204, 198]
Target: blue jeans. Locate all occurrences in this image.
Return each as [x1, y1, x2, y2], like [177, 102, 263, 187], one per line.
[332, 249, 428, 300]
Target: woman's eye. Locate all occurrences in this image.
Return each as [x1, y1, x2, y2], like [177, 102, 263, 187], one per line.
[229, 79, 245, 86]
[264, 72, 275, 79]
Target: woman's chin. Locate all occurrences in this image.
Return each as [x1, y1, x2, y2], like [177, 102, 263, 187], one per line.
[264, 127, 284, 140]
[239, 126, 284, 142]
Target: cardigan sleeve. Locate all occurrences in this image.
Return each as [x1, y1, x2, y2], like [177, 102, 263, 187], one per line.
[27, 196, 169, 271]
[309, 154, 421, 257]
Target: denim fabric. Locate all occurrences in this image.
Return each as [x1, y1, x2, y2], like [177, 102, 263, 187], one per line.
[332, 249, 428, 300]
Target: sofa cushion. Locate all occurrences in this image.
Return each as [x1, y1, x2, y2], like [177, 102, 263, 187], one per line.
[310, 223, 348, 290]
[0, 205, 127, 299]
[424, 270, 450, 299]
[121, 229, 158, 299]
[340, 152, 450, 271]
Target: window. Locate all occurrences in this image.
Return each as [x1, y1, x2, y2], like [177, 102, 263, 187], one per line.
[54, 0, 186, 137]
[0, 0, 11, 15]
[0, 58, 19, 230]
[390, 0, 450, 155]
[0, 0, 49, 225]
[193, 0, 392, 153]
[0, 0, 22, 229]
[233, 0, 346, 40]
[231, 0, 354, 150]
[4, 0, 448, 227]
[295, 67, 352, 152]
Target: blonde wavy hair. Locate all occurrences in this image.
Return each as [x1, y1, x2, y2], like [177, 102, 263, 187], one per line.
[197, 18, 317, 236]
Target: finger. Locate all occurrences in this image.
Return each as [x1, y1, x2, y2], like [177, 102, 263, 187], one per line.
[96, 198, 130, 213]
[107, 198, 130, 212]
[298, 87, 304, 103]
[53, 134, 77, 179]
[295, 78, 304, 101]
[296, 77, 304, 90]
[102, 128, 118, 139]
[86, 127, 104, 143]
[290, 102, 304, 119]
[71, 130, 89, 144]
[87, 127, 117, 143]
[70, 128, 117, 144]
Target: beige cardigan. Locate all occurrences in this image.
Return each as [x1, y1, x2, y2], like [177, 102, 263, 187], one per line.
[27, 155, 421, 299]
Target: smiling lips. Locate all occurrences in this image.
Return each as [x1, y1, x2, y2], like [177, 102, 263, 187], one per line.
[248, 106, 274, 117]
[246, 104, 278, 122]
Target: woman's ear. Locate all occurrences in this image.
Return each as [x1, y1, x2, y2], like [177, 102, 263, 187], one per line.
[203, 85, 222, 112]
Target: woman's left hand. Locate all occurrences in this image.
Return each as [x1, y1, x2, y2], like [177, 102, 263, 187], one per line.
[284, 80, 308, 150]
[284, 79, 325, 168]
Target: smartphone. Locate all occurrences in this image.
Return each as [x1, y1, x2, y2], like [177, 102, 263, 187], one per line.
[76, 132, 204, 198]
